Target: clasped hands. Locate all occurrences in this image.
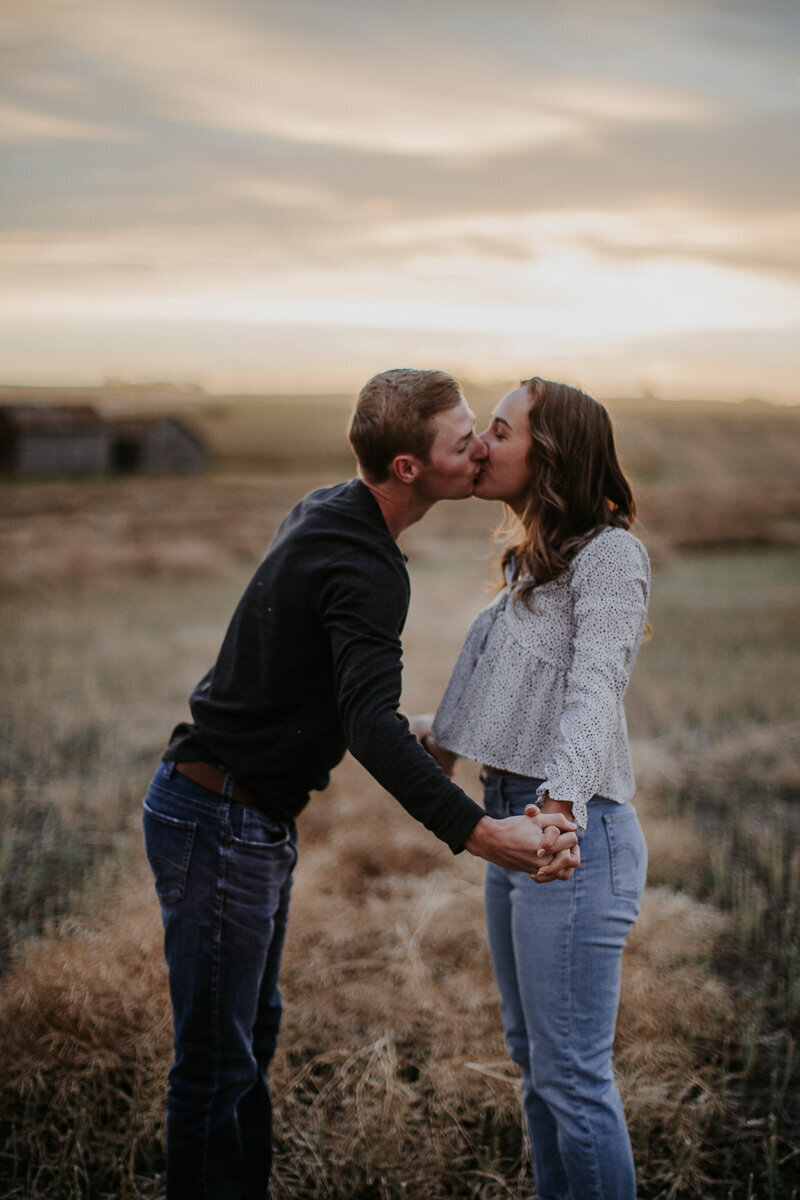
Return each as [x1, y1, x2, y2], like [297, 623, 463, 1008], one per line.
[409, 714, 580, 883]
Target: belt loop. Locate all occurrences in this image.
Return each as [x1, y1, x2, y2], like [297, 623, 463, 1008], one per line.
[221, 771, 236, 801]
[164, 760, 177, 779]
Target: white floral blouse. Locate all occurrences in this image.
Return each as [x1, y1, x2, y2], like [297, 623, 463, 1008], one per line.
[432, 526, 650, 829]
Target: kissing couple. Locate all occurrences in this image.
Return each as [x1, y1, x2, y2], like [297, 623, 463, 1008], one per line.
[144, 366, 650, 1200]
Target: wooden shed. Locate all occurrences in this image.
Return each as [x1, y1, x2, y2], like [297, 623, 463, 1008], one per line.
[0, 405, 112, 475]
[109, 416, 208, 474]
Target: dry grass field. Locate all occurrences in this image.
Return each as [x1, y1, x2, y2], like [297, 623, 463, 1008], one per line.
[1, 394, 799, 1198]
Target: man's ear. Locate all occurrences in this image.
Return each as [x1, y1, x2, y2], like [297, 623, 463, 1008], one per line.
[389, 454, 421, 484]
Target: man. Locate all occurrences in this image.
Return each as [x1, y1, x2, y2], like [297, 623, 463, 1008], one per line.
[143, 367, 578, 1200]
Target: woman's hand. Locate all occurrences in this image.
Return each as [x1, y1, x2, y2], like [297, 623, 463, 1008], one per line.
[525, 802, 581, 882]
[408, 713, 459, 777]
[408, 713, 434, 743]
[423, 730, 459, 777]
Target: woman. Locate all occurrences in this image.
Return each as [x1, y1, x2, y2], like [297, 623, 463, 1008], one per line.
[421, 377, 650, 1200]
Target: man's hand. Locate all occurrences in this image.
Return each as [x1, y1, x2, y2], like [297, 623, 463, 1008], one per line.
[464, 813, 577, 874]
[525, 806, 582, 883]
[408, 713, 458, 778]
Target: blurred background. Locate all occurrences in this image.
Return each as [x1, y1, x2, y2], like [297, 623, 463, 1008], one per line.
[2, 0, 799, 400]
[1, 2, 799, 1198]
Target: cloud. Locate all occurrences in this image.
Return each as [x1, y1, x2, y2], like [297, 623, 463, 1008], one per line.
[0, 0, 797, 397]
[571, 210, 800, 281]
[4, 0, 796, 227]
[0, 101, 133, 145]
[2, 0, 722, 158]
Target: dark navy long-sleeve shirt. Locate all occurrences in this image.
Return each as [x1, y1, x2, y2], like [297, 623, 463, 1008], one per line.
[164, 478, 485, 853]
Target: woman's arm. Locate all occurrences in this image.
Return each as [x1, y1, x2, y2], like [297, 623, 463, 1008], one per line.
[537, 530, 650, 828]
[409, 713, 459, 777]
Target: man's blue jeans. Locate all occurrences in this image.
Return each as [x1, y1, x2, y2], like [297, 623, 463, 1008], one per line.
[483, 773, 647, 1200]
[143, 760, 298, 1200]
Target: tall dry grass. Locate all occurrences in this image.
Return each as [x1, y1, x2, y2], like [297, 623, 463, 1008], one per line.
[0, 767, 733, 1199]
[1, 421, 799, 1197]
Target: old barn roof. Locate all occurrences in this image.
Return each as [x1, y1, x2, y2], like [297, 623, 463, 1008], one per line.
[0, 405, 107, 435]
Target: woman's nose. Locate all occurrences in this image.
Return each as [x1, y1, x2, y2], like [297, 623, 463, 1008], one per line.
[472, 437, 489, 460]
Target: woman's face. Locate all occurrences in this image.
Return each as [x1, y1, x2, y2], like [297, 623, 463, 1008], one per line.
[474, 386, 533, 514]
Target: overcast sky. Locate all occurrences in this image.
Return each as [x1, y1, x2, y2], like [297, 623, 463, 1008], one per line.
[2, 0, 798, 399]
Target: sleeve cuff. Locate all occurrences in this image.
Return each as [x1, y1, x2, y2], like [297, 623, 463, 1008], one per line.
[536, 783, 589, 830]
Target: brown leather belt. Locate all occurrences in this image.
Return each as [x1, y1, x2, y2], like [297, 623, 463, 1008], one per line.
[481, 764, 526, 779]
[175, 761, 259, 809]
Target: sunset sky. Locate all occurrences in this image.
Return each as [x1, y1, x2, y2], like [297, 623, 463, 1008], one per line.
[2, 0, 798, 400]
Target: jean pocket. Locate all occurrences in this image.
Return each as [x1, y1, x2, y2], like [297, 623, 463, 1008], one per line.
[603, 808, 647, 901]
[229, 805, 294, 854]
[143, 802, 197, 905]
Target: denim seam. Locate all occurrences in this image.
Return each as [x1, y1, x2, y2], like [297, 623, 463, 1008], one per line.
[607, 818, 617, 894]
[201, 804, 229, 1198]
[562, 850, 606, 1200]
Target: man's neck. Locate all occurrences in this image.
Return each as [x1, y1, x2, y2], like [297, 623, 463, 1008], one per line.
[360, 477, 433, 540]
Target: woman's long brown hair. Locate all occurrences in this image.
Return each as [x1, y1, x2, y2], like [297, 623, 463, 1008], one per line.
[500, 377, 636, 606]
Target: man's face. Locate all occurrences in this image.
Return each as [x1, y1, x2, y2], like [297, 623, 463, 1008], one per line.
[412, 397, 488, 501]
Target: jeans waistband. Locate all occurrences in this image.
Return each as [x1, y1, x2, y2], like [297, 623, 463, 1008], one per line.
[479, 764, 530, 782]
[173, 760, 259, 807]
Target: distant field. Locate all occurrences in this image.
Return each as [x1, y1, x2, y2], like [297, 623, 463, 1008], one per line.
[1, 402, 799, 1197]
[2, 391, 799, 581]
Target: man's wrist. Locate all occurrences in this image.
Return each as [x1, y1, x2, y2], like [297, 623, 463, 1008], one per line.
[464, 814, 496, 858]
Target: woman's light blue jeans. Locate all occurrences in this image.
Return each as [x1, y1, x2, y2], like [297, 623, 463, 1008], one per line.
[483, 773, 647, 1200]
[143, 760, 298, 1200]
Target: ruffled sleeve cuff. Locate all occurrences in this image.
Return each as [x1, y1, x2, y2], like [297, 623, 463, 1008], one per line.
[536, 783, 589, 830]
